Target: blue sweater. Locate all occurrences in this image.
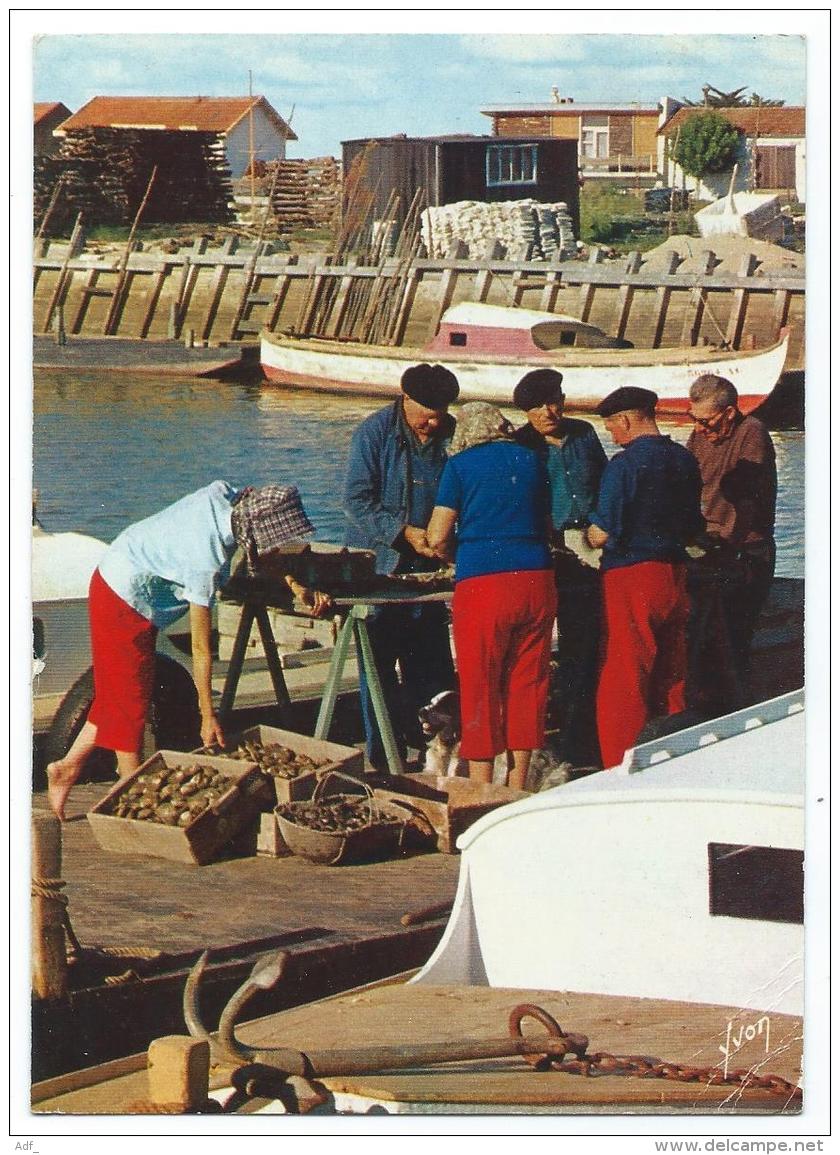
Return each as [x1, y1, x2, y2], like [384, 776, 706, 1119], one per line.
[435, 441, 552, 582]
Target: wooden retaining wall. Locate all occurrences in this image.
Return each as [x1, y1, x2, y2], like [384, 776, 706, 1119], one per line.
[33, 237, 806, 367]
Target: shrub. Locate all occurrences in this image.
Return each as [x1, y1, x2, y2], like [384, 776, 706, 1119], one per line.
[672, 111, 741, 178]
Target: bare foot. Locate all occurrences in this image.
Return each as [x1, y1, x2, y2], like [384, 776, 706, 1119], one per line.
[46, 760, 79, 822]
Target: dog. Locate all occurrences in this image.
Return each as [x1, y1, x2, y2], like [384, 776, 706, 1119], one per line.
[418, 689, 573, 789]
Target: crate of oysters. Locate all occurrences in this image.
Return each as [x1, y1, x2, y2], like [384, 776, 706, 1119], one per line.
[87, 751, 275, 865]
[273, 772, 418, 866]
[196, 725, 365, 803]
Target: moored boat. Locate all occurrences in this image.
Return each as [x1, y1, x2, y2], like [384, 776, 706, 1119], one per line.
[260, 302, 790, 415]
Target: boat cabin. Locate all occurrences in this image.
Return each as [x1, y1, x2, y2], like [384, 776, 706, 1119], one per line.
[425, 302, 630, 359]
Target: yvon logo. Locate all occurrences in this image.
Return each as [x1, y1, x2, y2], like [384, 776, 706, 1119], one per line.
[719, 1015, 770, 1077]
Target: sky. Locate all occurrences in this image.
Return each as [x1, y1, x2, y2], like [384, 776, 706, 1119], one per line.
[26, 16, 813, 160]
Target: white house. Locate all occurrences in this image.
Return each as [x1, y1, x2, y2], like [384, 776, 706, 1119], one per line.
[659, 105, 805, 204]
[54, 95, 297, 178]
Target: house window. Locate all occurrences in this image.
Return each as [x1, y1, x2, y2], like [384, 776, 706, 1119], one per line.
[580, 114, 609, 160]
[486, 144, 539, 187]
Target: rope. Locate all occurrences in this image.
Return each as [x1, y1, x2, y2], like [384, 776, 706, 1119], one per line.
[32, 874, 164, 969]
[31, 876, 68, 905]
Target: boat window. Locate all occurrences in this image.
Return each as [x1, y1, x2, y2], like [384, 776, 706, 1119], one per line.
[449, 332, 467, 347]
[531, 322, 577, 351]
[708, 843, 803, 924]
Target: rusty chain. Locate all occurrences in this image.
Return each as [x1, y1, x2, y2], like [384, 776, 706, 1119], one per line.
[508, 1003, 801, 1101]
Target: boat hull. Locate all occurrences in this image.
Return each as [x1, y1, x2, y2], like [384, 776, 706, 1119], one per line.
[260, 331, 789, 415]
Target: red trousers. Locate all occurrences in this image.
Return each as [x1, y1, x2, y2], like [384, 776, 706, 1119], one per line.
[596, 561, 689, 770]
[87, 568, 158, 752]
[452, 569, 556, 760]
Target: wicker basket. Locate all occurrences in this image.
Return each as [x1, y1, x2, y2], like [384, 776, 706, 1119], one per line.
[275, 772, 409, 866]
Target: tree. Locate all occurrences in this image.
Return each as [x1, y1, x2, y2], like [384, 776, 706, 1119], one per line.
[672, 111, 741, 178]
[682, 84, 785, 108]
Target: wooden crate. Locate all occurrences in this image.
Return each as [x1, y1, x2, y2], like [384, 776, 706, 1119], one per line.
[203, 726, 365, 804]
[370, 774, 528, 854]
[86, 751, 270, 866]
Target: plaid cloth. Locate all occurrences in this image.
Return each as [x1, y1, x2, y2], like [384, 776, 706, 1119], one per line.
[231, 485, 315, 572]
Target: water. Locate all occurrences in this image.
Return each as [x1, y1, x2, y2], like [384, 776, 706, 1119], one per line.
[33, 371, 804, 578]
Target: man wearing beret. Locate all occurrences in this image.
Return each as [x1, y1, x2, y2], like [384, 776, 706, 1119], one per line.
[343, 364, 459, 770]
[586, 386, 704, 769]
[513, 368, 607, 764]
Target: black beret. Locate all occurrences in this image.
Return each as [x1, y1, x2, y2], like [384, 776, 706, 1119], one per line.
[401, 363, 460, 408]
[597, 386, 658, 418]
[513, 369, 565, 411]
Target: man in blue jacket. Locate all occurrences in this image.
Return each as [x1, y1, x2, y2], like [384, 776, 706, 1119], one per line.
[344, 363, 459, 770]
[513, 368, 607, 765]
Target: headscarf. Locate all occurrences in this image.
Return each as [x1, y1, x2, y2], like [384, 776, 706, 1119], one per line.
[449, 402, 514, 455]
[230, 485, 315, 573]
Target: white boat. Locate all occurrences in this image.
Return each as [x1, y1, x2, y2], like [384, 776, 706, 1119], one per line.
[32, 690, 805, 1116]
[260, 302, 790, 416]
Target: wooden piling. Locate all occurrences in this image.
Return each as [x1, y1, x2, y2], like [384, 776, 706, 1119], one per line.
[474, 240, 506, 303]
[200, 234, 238, 342]
[578, 246, 604, 321]
[31, 811, 68, 1002]
[40, 213, 84, 334]
[652, 250, 682, 348]
[429, 239, 469, 333]
[613, 251, 643, 341]
[687, 250, 719, 346]
[725, 253, 760, 349]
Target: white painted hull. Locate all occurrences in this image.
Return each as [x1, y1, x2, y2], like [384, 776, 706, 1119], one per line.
[261, 330, 790, 414]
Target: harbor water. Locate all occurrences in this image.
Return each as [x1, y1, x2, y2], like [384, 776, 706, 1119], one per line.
[33, 371, 804, 578]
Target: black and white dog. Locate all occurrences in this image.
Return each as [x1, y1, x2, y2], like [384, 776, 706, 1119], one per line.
[418, 689, 571, 789]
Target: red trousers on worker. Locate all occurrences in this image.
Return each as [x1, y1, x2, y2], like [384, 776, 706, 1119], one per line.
[87, 567, 158, 752]
[596, 561, 689, 770]
[452, 569, 557, 761]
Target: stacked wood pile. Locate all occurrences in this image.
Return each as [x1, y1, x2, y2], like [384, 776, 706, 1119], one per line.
[34, 128, 234, 230]
[421, 199, 577, 261]
[259, 157, 341, 231]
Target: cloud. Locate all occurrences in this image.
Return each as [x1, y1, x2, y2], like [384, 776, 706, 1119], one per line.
[458, 34, 586, 64]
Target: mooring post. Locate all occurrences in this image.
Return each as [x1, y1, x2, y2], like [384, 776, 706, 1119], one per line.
[31, 811, 68, 1001]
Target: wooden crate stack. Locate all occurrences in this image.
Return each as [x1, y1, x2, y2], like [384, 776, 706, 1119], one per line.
[41, 127, 235, 227]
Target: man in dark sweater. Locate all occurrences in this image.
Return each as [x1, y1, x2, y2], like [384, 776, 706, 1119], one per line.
[513, 369, 607, 765]
[587, 387, 703, 769]
[686, 374, 777, 701]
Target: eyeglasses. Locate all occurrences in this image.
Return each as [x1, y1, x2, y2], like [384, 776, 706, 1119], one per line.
[691, 408, 730, 431]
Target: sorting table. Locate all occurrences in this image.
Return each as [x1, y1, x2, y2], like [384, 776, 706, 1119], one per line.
[217, 588, 453, 776]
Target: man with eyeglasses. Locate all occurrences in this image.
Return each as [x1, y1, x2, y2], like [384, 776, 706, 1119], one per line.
[513, 369, 607, 765]
[686, 374, 777, 702]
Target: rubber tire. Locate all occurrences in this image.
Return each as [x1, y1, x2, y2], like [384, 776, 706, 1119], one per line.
[43, 655, 202, 783]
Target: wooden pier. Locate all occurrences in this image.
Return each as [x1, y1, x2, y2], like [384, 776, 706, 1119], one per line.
[33, 236, 806, 369]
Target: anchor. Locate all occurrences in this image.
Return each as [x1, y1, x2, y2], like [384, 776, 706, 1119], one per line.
[183, 948, 589, 1107]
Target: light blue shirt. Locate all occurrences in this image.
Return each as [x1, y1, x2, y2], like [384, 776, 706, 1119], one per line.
[98, 480, 239, 629]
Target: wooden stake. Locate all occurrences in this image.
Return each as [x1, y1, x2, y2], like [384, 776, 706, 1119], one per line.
[652, 250, 681, 348]
[103, 165, 158, 335]
[725, 253, 759, 349]
[688, 250, 718, 346]
[31, 811, 68, 1001]
[613, 251, 642, 341]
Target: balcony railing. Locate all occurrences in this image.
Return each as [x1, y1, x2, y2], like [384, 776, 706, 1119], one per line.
[580, 153, 658, 175]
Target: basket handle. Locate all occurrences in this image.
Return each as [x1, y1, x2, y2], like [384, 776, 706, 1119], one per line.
[313, 770, 375, 823]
